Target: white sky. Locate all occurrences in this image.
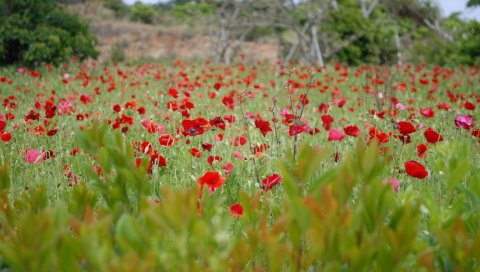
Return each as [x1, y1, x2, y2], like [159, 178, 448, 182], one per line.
[122, 0, 480, 20]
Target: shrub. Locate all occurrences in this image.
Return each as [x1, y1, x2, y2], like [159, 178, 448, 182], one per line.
[0, 0, 98, 67]
[130, 2, 157, 24]
[102, 0, 129, 18]
[110, 41, 127, 63]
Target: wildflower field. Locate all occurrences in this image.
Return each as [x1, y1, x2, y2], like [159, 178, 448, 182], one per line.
[0, 61, 479, 271]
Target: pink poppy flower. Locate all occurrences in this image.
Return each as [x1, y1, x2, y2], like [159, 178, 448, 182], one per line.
[25, 149, 45, 164]
[383, 178, 400, 192]
[328, 129, 345, 142]
[454, 114, 475, 130]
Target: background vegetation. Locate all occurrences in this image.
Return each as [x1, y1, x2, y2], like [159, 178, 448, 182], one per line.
[0, 0, 98, 67]
[94, 0, 480, 65]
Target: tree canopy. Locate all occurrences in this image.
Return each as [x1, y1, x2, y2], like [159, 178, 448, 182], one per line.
[0, 0, 98, 66]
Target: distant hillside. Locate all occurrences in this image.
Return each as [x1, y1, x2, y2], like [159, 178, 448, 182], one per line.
[65, 2, 279, 64]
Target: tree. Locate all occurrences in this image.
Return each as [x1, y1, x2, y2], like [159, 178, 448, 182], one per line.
[0, 0, 98, 66]
[163, 0, 478, 65]
[130, 2, 157, 24]
[467, 0, 480, 8]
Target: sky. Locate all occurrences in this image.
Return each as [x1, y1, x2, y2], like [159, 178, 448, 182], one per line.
[123, 0, 480, 20]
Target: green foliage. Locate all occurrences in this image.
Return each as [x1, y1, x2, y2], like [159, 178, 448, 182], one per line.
[161, 0, 479, 65]
[0, 0, 98, 67]
[130, 2, 157, 24]
[110, 42, 127, 63]
[169, 1, 214, 19]
[467, 0, 480, 8]
[102, 0, 129, 18]
[458, 20, 480, 65]
[322, 0, 397, 64]
[0, 125, 478, 270]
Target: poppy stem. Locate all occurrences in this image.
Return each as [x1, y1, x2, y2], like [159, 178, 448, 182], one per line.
[238, 94, 261, 188]
[292, 70, 315, 162]
[271, 97, 280, 156]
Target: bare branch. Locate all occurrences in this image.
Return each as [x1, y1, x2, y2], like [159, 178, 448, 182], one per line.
[360, 0, 380, 19]
[423, 18, 454, 42]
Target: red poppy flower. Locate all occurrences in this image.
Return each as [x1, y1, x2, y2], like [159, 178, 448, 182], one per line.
[393, 134, 411, 144]
[222, 95, 235, 110]
[417, 143, 428, 158]
[30, 70, 41, 78]
[230, 203, 244, 217]
[424, 128, 443, 144]
[166, 101, 178, 111]
[137, 106, 145, 115]
[5, 113, 14, 120]
[202, 142, 213, 152]
[113, 104, 121, 113]
[233, 136, 246, 146]
[25, 110, 40, 121]
[464, 101, 476, 110]
[321, 114, 334, 130]
[396, 121, 416, 135]
[308, 127, 320, 135]
[419, 107, 435, 118]
[47, 129, 58, 136]
[1, 132, 12, 142]
[150, 153, 167, 167]
[198, 171, 225, 193]
[437, 102, 450, 111]
[182, 118, 208, 136]
[207, 155, 222, 166]
[80, 94, 93, 104]
[255, 119, 272, 137]
[70, 147, 80, 156]
[209, 116, 226, 130]
[343, 125, 360, 137]
[368, 127, 390, 144]
[215, 133, 223, 141]
[33, 125, 46, 135]
[404, 161, 428, 179]
[223, 162, 234, 175]
[282, 111, 296, 124]
[472, 128, 480, 138]
[42, 150, 55, 160]
[233, 151, 243, 160]
[318, 103, 329, 113]
[139, 141, 153, 154]
[158, 134, 175, 147]
[44, 102, 56, 118]
[190, 148, 202, 158]
[224, 114, 236, 123]
[168, 88, 179, 98]
[289, 124, 308, 136]
[299, 93, 309, 105]
[262, 173, 282, 191]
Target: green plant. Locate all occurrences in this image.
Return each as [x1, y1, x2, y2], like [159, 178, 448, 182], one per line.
[102, 0, 129, 18]
[0, 0, 98, 67]
[130, 2, 157, 24]
[110, 42, 127, 63]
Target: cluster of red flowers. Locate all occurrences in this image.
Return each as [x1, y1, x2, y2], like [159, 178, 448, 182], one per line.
[1, 62, 479, 213]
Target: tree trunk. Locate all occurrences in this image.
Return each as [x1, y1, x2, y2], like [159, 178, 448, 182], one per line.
[311, 25, 324, 67]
